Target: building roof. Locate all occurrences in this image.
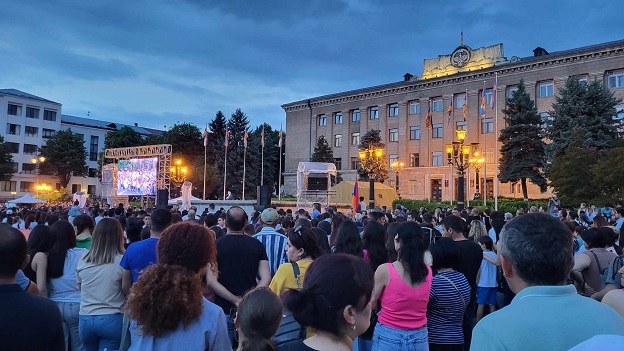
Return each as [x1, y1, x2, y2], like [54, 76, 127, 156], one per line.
[0, 89, 60, 104]
[61, 114, 162, 136]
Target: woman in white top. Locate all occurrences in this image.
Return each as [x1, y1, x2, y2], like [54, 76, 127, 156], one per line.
[77, 218, 127, 351]
[32, 220, 87, 351]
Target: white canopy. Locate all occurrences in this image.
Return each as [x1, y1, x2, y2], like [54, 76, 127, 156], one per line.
[168, 195, 202, 205]
[8, 193, 47, 204]
[297, 162, 337, 196]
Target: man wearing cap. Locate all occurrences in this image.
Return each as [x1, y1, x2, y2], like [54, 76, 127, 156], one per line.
[254, 208, 288, 277]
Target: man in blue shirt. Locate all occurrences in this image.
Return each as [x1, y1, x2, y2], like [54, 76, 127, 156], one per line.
[254, 208, 287, 276]
[472, 213, 624, 351]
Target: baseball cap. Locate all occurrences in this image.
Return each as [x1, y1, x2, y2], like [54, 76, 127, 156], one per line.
[6, 209, 13, 215]
[261, 208, 278, 225]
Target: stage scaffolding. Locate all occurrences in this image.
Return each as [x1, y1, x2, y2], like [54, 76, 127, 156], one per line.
[103, 144, 173, 192]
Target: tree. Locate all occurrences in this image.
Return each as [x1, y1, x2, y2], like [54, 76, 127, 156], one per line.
[499, 80, 547, 200]
[311, 136, 334, 163]
[225, 109, 251, 199]
[357, 129, 388, 182]
[0, 136, 15, 181]
[546, 76, 621, 172]
[208, 111, 227, 198]
[549, 148, 600, 206]
[161, 123, 203, 158]
[104, 126, 144, 149]
[590, 148, 624, 205]
[39, 129, 88, 188]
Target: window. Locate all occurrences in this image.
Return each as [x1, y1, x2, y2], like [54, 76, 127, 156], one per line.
[88, 168, 97, 177]
[456, 94, 466, 108]
[389, 153, 398, 164]
[22, 163, 36, 174]
[578, 74, 589, 85]
[7, 104, 22, 116]
[334, 158, 342, 170]
[42, 129, 55, 139]
[540, 112, 553, 129]
[26, 107, 39, 119]
[87, 185, 96, 195]
[432, 98, 443, 112]
[456, 121, 467, 130]
[608, 70, 624, 88]
[351, 132, 360, 146]
[389, 128, 399, 142]
[432, 124, 443, 138]
[6, 142, 19, 154]
[389, 103, 399, 117]
[334, 112, 343, 124]
[351, 157, 360, 170]
[410, 153, 420, 167]
[6, 124, 20, 135]
[409, 180, 418, 194]
[481, 118, 494, 134]
[23, 144, 37, 155]
[352, 109, 361, 122]
[72, 184, 82, 193]
[409, 126, 420, 140]
[370, 107, 379, 120]
[334, 134, 342, 147]
[43, 110, 57, 121]
[507, 86, 519, 98]
[20, 181, 34, 193]
[409, 101, 421, 114]
[0, 181, 16, 192]
[25, 126, 38, 137]
[614, 105, 624, 121]
[485, 148, 495, 164]
[318, 114, 327, 126]
[89, 136, 99, 161]
[432, 152, 443, 166]
[485, 89, 494, 106]
[539, 81, 554, 97]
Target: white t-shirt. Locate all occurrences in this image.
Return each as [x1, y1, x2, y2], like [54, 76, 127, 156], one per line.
[76, 254, 125, 315]
[478, 251, 498, 288]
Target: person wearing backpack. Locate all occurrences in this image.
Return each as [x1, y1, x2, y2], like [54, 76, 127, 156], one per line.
[572, 228, 617, 296]
[592, 254, 624, 301]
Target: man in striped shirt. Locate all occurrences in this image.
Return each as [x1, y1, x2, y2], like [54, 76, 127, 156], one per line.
[254, 208, 288, 276]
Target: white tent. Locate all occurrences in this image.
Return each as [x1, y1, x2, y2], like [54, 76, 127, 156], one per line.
[168, 195, 202, 205]
[8, 193, 46, 204]
[296, 162, 337, 209]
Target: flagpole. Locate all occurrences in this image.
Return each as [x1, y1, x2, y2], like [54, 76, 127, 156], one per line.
[261, 125, 265, 186]
[243, 142, 247, 200]
[278, 125, 283, 201]
[427, 99, 431, 203]
[203, 123, 207, 200]
[494, 73, 499, 211]
[223, 146, 227, 200]
[483, 81, 488, 208]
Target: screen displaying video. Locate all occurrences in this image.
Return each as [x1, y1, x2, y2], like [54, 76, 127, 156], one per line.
[116, 158, 158, 196]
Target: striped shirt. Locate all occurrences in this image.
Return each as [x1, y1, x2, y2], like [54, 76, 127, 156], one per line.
[254, 227, 288, 276]
[427, 270, 471, 345]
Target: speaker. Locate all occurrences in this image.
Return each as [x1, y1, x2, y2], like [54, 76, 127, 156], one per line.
[257, 185, 271, 207]
[156, 189, 169, 208]
[307, 177, 328, 191]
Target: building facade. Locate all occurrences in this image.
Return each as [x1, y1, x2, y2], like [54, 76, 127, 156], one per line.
[282, 39, 624, 202]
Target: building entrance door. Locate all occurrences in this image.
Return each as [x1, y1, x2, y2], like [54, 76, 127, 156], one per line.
[431, 179, 442, 202]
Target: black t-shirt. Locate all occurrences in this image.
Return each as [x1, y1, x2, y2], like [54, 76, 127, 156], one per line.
[278, 340, 317, 351]
[215, 234, 268, 313]
[456, 239, 484, 300]
[0, 284, 64, 351]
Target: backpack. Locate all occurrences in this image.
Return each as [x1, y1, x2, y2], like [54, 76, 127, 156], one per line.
[589, 250, 609, 289]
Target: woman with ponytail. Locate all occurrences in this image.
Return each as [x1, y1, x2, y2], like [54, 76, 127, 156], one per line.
[369, 221, 432, 351]
[235, 287, 283, 351]
[127, 223, 231, 350]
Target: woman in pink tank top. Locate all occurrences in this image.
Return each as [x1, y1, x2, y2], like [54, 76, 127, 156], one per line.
[370, 221, 432, 351]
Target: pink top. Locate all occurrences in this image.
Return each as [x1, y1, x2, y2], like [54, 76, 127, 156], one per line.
[378, 262, 432, 330]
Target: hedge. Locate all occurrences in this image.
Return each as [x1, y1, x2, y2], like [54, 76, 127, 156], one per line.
[392, 197, 549, 214]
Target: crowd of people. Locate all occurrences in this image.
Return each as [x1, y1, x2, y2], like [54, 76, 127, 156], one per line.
[1, 198, 624, 351]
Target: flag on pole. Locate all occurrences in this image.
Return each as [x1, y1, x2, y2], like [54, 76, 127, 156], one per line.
[480, 85, 487, 117]
[224, 130, 229, 148]
[462, 94, 467, 122]
[243, 132, 248, 148]
[278, 126, 283, 148]
[203, 126, 208, 147]
[425, 104, 432, 129]
[352, 179, 359, 212]
[261, 125, 265, 148]
[447, 99, 453, 124]
[491, 76, 497, 110]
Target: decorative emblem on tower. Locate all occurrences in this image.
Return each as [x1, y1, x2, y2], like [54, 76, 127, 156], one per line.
[450, 46, 471, 67]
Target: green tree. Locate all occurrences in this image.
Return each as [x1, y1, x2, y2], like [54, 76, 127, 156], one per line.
[39, 129, 88, 188]
[104, 126, 144, 149]
[499, 80, 547, 200]
[590, 148, 624, 205]
[549, 148, 600, 206]
[225, 109, 251, 199]
[311, 135, 334, 163]
[162, 123, 203, 158]
[0, 136, 15, 181]
[358, 129, 388, 182]
[546, 76, 621, 171]
[208, 111, 227, 198]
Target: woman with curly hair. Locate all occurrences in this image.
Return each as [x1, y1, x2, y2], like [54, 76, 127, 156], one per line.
[127, 222, 231, 350]
[468, 220, 488, 244]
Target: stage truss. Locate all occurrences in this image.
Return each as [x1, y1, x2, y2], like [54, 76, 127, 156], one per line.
[104, 144, 172, 192]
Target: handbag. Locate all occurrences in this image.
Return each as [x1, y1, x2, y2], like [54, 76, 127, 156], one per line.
[272, 262, 306, 347]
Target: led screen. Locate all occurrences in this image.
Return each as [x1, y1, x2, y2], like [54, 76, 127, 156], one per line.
[116, 157, 158, 196]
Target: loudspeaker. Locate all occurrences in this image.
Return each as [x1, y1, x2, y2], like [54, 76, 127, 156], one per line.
[307, 177, 328, 191]
[257, 185, 271, 207]
[156, 189, 169, 208]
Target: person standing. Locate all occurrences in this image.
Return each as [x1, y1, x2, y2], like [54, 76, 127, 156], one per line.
[254, 208, 288, 277]
[475, 236, 497, 323]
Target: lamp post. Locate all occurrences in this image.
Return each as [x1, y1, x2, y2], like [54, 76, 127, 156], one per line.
[468, 149, 485, 200]
[31, 156, 46, 198]
[359, 146, 384, 210]
[446, 130, 477, 210]
[390, 160, 404, 197]
[169, 159, 188, 198]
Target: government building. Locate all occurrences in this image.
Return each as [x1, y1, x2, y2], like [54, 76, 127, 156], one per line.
[282, 39, 624, 202]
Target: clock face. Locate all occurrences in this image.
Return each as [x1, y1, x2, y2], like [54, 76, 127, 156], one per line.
[450, 47, 471, 67]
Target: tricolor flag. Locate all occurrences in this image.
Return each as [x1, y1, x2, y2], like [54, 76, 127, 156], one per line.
[352, 179, 359, 213]
[278, 126, 283, 148]
[480, 86, 487, 117]
[243, 132, 248, 148]
[203, 126, 208, 147]
[261, 125, 265, 148]
[447, 99, 453, 124]
[462, 95, 467, 122]
[425, 105, 432, 129]
[224, 130, 230, 148]
[491, 76, 497, 110]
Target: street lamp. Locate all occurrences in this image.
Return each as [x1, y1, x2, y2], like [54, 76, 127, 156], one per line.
[446, 130, 477, 209]
[468, 149, 485, 200]
[31, 156, 46, 198]
[359, 146, 384, 210]
[170, 159, 188, 197]
[390, 160, 404, 197]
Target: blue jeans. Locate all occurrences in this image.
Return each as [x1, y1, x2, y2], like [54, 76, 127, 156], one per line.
[56, 301, 85, 351]
[372, 322, 428, 351]
[226, 314, 235, 348]
[79, 314, 123, 351]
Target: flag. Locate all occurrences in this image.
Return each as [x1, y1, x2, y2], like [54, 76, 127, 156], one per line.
[261, 125, 265, 148]
[352, 179, 359, 212]
[243, 132, 248, 148]
[480, 86, 486, 117]
[224, 130, 229, 148]
[425, 105, 432, 129]
[278, 126, 283, 148]
[491, 76, 497, 110]
[462, 95, 467, 122]
[203, 126, 208, 147]
[447, 99, 453, 124]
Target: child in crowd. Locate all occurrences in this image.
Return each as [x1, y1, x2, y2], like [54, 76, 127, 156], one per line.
[476, 236, 497, 323]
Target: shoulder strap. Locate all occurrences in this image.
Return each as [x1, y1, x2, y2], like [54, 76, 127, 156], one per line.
[590, 250, 604, 272]
[291, 262, 301, 289]
[612, 256, 624, 280]
[439, 273, 467, 309]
